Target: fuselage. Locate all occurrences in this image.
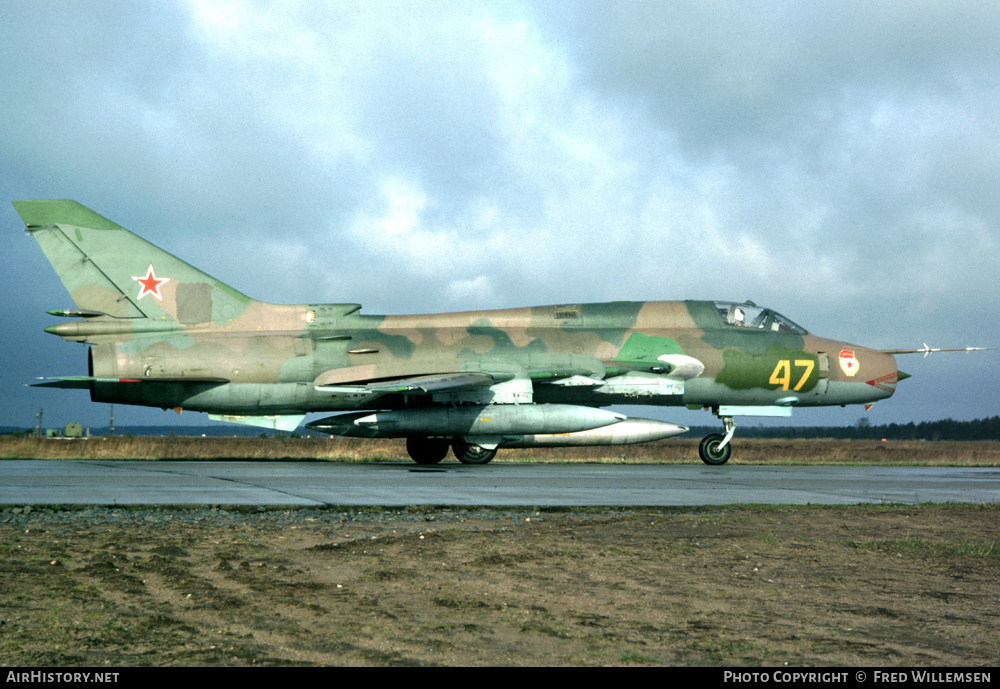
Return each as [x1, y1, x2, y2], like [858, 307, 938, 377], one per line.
[79, 299, 898, 415]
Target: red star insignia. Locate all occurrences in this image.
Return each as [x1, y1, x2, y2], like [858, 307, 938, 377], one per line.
[131, 264, 170, 301]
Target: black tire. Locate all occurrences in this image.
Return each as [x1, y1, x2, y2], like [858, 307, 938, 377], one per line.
[406, 437, 449, 465]
[452, 438, 497, 465]
[699, 434, 732, 465]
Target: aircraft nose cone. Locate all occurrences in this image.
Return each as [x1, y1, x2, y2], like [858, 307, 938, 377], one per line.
[860, 350, 899, 399]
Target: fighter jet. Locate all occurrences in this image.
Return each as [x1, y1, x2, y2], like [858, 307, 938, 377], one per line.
[14, 200, 986, 465]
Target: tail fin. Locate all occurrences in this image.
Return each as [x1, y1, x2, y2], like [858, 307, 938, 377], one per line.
[14, 200, 253, 324]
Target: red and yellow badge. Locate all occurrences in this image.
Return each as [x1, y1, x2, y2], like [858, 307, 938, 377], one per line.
[839, 349, 859, 377]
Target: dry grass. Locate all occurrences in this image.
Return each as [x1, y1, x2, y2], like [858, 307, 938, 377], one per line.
[0, 436, 401, 462]
[1, 435, 998, 465]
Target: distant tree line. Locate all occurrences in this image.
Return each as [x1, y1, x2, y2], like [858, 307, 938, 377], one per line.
[690, 416, 1000, 441]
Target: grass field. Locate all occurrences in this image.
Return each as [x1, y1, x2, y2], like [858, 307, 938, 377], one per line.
[2, 435, 998, 465]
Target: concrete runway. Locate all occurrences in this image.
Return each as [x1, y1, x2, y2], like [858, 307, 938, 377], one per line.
[1, 461, 998, 506]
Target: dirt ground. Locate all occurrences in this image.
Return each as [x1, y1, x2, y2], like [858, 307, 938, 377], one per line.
[1, 503, 997, 666]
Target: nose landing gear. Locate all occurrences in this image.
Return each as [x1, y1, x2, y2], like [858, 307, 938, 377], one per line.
[699, 416, 736, 465]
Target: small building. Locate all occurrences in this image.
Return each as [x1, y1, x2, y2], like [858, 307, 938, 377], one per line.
[41, 423, 88, 438]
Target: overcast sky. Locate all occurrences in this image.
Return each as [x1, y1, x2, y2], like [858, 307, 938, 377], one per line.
[1, 1, 996, 431]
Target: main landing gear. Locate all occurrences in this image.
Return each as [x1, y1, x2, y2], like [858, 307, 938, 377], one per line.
[405, 437, 498, 465]
[452, 438, 498, 464]
[405, 437, 450, 465]
[699, 416, 736, 465]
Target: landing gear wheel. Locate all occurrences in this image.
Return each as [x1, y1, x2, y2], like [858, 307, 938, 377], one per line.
[699, 434, 732, 465]
[452, 438, 497, 465]
[406, 437, 449, 465]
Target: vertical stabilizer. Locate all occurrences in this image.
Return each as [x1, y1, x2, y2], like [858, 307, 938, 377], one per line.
[14, 200, 254, 324]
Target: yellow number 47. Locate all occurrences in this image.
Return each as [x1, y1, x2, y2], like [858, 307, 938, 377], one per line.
[769, 359, 815, 392]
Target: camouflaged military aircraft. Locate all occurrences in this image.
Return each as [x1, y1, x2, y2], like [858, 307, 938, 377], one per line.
[15, 200, 985, 465]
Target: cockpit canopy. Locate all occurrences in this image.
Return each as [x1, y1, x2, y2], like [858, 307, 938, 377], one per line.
[714, 301, 808, 335]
